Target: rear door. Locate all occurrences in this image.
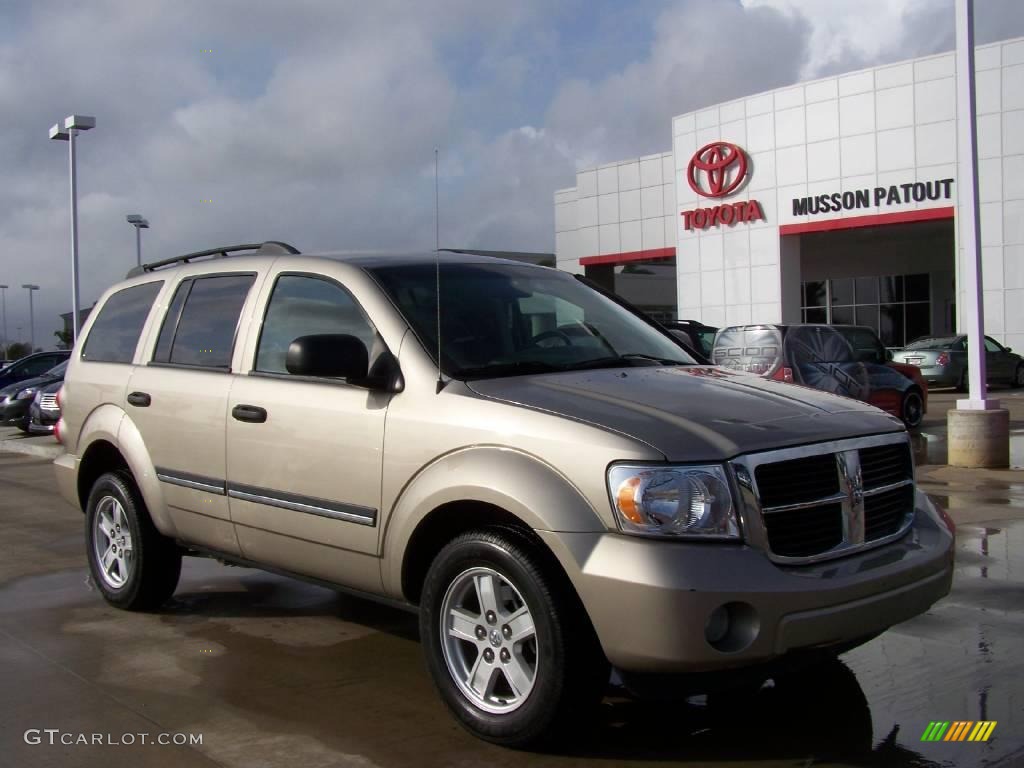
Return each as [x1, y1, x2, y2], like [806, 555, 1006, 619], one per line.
[125, 272, 259, 555]
[225, 271, 390, 593]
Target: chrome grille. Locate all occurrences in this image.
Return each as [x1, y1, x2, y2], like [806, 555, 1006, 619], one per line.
[39, 394, 59, 411]
[733, 434, 915, 564]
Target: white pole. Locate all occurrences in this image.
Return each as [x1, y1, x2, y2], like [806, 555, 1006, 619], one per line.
[0, 287, 7, 355]
[69, 129, 82, 345]
[27, 288, 35, 351]
[955, 0, 994, 411]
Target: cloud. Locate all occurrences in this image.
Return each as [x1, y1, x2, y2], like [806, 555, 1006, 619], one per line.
[1, 0, 1024, 347]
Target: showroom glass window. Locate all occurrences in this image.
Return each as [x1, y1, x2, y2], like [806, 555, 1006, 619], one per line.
[255, 275, 377, 374]
[800, 273, 930, 347]
[81, 281, 163, 363]
[152, 274, 255, 369]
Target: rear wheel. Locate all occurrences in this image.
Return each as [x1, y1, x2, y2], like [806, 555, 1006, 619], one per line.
[420, 529, 607, 748]
[900, 389, 924, 429]
[85, 471, 181, 610]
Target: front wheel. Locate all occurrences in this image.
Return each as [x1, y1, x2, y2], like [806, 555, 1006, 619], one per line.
[85, 471, 182, 610]
[419, 529, 607, 748]
[900, 389, 924, 429]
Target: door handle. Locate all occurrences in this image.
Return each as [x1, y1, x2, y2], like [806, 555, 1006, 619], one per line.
[232, 404, 267, 423]
[127, 391, 151, 407]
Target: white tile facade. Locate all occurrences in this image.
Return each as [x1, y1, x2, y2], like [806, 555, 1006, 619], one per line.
[554, 38, 1024, 343]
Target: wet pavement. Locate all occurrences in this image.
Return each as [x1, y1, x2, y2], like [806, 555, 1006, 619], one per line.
[1, 436, 1023, 767]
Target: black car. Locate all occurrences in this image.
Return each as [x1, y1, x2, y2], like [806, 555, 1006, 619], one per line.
[0, 351, 70, 389]
[0, 360, 67, 432]
[661, 319, 717, 359]
[28, 379, 63, 435]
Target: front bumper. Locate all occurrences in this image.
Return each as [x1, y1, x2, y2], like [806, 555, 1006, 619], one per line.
[540, 489, 953, 674]
[0, 398, 30, 427]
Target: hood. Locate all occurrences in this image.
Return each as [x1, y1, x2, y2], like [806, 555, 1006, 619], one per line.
[467, 365, 904, 462]
[0, 373, 60, 399]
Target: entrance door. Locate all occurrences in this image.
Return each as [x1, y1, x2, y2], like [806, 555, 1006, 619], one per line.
[225, 272, 390, 594]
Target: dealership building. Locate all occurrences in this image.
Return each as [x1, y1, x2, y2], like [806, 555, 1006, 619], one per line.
[553, 36, 1024, 349]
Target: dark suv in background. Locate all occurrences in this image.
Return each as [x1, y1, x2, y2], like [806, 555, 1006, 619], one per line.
[712, 324, 927, 428]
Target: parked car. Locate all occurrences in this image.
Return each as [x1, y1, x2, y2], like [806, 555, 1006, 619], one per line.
[661, 319, 717, 360]
[57, 242, 953, 747]
[0, 360, 68, 432]
[28, 379, 63, 435]
[892, 334, 1024, 390]
[0, 350, 70, 390]
[712, 324, 928, 428]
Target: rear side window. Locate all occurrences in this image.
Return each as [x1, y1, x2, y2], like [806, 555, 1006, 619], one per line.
[712, 326, 784, 374]
[153, 274, 255, 369]
[81, 282, 163, 363]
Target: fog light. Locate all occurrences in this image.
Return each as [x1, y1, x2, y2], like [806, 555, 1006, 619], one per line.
[705, 605, 729, 644]
[703, 601, 760, 653]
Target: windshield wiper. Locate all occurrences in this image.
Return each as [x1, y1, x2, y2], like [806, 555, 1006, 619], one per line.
[561, 354, 689, 371]
[457, 360, 562, 379]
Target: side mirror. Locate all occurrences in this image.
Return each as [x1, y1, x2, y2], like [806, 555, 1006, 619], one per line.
[1007, 347, 1013, 353]
[286, 334, 369, 380]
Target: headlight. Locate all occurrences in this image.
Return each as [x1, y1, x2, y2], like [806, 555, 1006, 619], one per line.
[608, 464, 740, 539]
[15, 388, 37, 400]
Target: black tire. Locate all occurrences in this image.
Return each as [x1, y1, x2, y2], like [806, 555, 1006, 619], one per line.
[900, 389, 924, 429]
[419, 528, 608, 748]
[956, 369, 967, 392]
[85, 470, 181, 611]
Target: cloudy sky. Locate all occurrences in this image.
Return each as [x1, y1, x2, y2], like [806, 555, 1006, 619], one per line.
[2, 0, 1023, 348]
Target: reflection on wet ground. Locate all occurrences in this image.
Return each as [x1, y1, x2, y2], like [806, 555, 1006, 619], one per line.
[1, 456, 1023, 767]
[0, 523, 1020, 767]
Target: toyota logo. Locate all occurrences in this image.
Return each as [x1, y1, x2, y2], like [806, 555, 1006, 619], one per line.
[687, 141, 748, 199]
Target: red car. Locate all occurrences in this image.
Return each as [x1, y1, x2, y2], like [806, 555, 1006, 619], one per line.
[711, 324, 927, 428]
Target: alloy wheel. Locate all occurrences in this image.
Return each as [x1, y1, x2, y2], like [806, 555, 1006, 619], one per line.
[92, 495, 134, 589]
[439, 566, 539, 714]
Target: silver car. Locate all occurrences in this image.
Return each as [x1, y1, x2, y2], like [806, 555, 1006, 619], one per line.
[893, 334, 1024, 389]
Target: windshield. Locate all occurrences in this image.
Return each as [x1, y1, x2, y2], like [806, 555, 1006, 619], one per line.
[368, 261, 696, 379]
[46, 360, 68, 376]
[905, 336, 961, 351]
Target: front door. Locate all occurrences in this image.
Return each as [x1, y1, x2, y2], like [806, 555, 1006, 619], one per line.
[225, 272, 390, 594]
[984, 336, 1012, 382]
[127, 272, 258, 555]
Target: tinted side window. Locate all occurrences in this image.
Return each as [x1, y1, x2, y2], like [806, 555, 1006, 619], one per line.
[984, 337, 1002, 353]
[81, 282, 163, 363]
[255, 275, 376, 374]
[153, 275, 255, 369]
[19, 356, 58, 376]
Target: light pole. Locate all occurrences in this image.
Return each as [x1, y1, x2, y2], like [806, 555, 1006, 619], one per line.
[49, 114, 95, 345]
[22, 284, 39, 351]
[0, 284, 7, 358]
[126, 215, 149, 266]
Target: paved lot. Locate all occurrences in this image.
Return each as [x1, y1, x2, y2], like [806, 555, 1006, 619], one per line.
[1, 399, 1023, 767]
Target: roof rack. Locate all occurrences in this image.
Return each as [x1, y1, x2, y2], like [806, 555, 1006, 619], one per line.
[126, 240, 300, 278]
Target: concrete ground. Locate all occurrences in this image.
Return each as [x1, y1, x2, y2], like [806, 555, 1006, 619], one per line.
[1, 396, 1023, 767]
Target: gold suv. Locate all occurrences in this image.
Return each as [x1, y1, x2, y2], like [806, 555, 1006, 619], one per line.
[55, 241, 954, 747]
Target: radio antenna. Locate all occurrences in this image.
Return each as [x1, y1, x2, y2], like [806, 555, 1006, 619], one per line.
[434, 147, 445, 394]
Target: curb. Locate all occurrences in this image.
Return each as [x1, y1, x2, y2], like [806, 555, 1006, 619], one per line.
[0, 439, 61, 460]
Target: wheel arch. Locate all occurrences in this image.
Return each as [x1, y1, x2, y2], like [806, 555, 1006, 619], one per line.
[382, 446, 608, 604]
[76, 407, 177, 537]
